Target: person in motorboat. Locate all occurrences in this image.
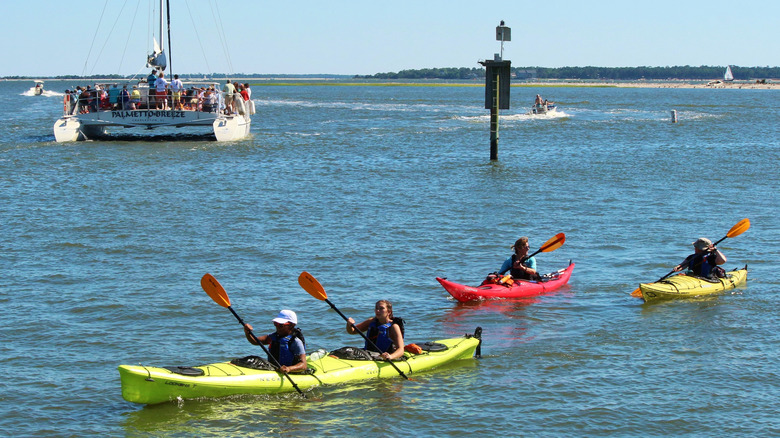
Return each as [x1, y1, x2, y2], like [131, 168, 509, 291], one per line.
[534, 94, 543, 107]
[498, 237, 539, 281]
[346, 300, 405, 361]
[242, 309, 308, 373]
[673, 237, 727, 278]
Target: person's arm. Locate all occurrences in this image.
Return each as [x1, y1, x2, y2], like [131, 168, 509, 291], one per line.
[498, 257, 512, 275]
[711, 247, 727, 265]
[674, 255, 694, 272]
[381, 323, 405, 360]
[279, 339, 307, 373]
[346, 317, 371, 334]
[242, 323, 268, 345]
[523, 257, 538, 276]
[279, 354, 307, 373]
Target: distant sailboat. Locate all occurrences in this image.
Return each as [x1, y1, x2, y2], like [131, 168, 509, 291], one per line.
[724, 66, 734, 82]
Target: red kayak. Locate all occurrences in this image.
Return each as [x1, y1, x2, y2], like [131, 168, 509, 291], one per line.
[436, 261, 574, 302]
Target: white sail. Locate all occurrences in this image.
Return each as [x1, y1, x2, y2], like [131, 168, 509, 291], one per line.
[724, 66, 734, 81]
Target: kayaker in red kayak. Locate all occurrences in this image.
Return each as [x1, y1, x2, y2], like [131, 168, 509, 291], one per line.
[346, 300, 405, 361]
[673, 237, 727, 278]
[243, 310, 308, 374]
[498, 237, 540, 281]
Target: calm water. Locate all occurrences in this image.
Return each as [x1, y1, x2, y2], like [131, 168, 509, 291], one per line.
[1, 80, 778, 437]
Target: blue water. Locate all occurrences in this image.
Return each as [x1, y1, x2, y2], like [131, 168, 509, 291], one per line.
[1, 80, 778, 436]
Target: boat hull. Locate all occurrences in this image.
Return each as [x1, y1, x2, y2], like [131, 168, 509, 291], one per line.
[437, 262, 574, 302]
[639, 267, 747, 303]
[118, 334, 480, 404]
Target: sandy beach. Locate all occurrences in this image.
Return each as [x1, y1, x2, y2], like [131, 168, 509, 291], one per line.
[518, 79, 779, 90]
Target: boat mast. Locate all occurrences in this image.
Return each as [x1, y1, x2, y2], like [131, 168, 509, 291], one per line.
[158, 0, 164, 52]
[165, 0, 172, 75]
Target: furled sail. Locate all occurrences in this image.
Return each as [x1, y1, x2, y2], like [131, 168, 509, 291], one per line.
[146, 37, 167, 71]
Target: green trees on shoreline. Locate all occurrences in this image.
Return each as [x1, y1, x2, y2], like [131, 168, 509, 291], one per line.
[357, 66, 780, 80]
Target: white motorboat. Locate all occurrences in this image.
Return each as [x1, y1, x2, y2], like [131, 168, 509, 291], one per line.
[530, 103, 557, 115]
[53, 0, 252, 142]
[34, 81, 44, 96]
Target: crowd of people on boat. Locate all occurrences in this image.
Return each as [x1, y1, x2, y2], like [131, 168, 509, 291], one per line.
[62, 70, 251, 116]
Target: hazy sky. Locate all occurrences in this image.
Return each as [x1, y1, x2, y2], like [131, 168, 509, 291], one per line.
[2, 0, 777, 77]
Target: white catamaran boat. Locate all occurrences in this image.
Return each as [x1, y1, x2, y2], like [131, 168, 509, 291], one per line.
[53, 0, 252, 142]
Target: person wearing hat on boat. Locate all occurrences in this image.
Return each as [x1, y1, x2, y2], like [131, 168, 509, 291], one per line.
[498, 237, 539, 281]
[346, 300, 405, 361]
[673, 238, 727, 278]
[243, 310, 307, 373]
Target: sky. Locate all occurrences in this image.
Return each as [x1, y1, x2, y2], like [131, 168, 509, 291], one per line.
[2, 0, 777, 77]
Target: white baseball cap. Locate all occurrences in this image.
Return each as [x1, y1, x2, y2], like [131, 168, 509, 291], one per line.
[272, 309, 297, 325]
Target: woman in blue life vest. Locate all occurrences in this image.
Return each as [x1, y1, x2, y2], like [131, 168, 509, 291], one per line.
[498, 236, 539, 281]
[673, 237, 727, 278]
[243, 309, 307, 373]
[346, 300, 405, 360]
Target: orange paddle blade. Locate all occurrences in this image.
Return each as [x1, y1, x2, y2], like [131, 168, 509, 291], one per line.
[298, 271, 327, 300]
[540, 233, 566, 252]
[630, 287, 643, 298]
[726, 218, 750, 238]
[201, 273, 231, 308]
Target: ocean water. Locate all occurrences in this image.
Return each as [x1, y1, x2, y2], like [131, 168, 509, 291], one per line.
[1, 80, 778, 437]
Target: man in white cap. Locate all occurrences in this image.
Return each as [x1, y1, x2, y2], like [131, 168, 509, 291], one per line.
[673, 237, 727, 278]
[243, 309, 307, 373]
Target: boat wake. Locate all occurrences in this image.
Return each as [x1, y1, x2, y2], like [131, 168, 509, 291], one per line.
[21, 88, 63, 97]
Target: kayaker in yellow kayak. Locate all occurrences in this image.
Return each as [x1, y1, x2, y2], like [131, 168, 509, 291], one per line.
[346, 300, 405, 361]
[673, 237, 728, 278]
[498, 237, 539, 281]
[243, 310, 308, 373]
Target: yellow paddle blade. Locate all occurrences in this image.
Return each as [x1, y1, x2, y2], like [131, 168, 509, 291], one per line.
[726, 218, 750, 238]
[201, 273, 231, 308]
[630, 287, 643, 298]
[298, 271, 327, 300]
[540, 233, 566, 252]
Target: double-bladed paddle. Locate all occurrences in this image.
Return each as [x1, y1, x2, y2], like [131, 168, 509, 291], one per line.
[297, 271, 411, 380]
[201, 273, 305, 396]
[521, 233, 566, 262]
[631, 218, 751, 298]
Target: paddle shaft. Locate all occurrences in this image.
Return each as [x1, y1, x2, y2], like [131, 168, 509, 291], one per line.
[226, 306, 305, 396]
[324, 298, 410, 380]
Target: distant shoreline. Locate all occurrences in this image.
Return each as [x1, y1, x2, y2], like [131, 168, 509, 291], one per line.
[6, 77, 777, 90]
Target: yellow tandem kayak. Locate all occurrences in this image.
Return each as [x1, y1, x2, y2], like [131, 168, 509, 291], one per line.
[118, 331, 481, 405]
[639, 266, 748, 303]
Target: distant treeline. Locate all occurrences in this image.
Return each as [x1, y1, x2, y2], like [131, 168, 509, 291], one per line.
[1, 73, 348, 80]
[356, 66, 780, 80]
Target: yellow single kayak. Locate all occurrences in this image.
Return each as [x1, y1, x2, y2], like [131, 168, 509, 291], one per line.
[118, 330, 481, 404]
[639, 266, 747, 303]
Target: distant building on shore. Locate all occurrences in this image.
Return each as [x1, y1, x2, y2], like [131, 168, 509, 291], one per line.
[514, 69, 537, 80]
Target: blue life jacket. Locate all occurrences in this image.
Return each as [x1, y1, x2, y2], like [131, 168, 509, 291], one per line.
[689, 253, 715, 277]
[365, 318, 404, 353]
[268, 329, 305, 366]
